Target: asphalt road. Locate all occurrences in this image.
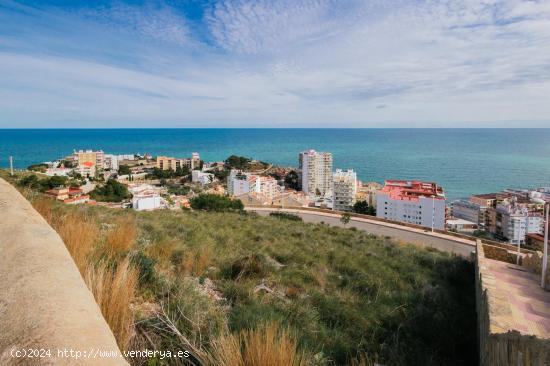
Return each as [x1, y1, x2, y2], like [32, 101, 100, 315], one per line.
[248, 207, 476, 258]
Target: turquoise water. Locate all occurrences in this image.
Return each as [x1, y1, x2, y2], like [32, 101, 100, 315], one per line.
[1, 128, 550, 200]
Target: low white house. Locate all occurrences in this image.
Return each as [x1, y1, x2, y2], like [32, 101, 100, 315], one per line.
[45, 167, 72, 176]
[132, 192, 164, 211]
[192, 170, 214, 186]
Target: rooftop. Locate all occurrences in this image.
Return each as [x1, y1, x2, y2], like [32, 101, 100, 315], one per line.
[380, 180, 445, 202]
[471, 193, 498, 200]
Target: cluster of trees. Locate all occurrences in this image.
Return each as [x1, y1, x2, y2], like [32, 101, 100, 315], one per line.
[166, 183, 190, 196]
[18, 174, 75, 191]
[353, 200, 376, 216]
[189, 194, 243, 212]
[27, 163, 48, 173]
[118, 164, 131, 175]
[60, 160, 75, 168]
[269, 212, 302, 221]
[90, 179, 131, 202]
[224, 155, 251, 170]
[147, 167, 190, 180]
[283, 170, 300, 190]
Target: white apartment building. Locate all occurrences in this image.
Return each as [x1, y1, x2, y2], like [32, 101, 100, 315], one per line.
[117, 154, 135, 161]
[192, 170, 214, 186]
[74, 149, 104, 169]
[496, 203, 543, 245]
[227, 170, 249, 196]
[299, 150, 333, 197]
[376, 180, 446, 230]
[227, 169, 278, 200]
[104, 154, 119, 171]
[451, 200, 485, 226]
[191, 152, 201, 170]
[332, 169, 357, 211]
[249, 175, 278, 200]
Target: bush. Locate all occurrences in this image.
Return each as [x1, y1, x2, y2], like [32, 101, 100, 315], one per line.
[27, 163, 48, 172]
[353, 200, 376, 215]
[190, 194, 243, 212]
[270, 212, 302, 221]
[132, 252, 156, 285]
[225, 155, 251, 169]
[90, 179, 131, 202]
[118, 164, 131, 175]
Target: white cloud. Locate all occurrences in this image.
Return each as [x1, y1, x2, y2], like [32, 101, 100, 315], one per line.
[0, 0, 549, 127]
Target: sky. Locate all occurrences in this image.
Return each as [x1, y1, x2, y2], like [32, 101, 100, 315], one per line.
[0, 0, 549, 128]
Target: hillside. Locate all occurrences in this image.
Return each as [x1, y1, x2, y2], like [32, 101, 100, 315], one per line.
[7, 173, 476, 365]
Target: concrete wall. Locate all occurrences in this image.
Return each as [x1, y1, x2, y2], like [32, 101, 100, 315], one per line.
[0, 178, 128, 365]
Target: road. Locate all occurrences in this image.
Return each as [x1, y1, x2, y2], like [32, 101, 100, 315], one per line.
[248, 207, 476, 258]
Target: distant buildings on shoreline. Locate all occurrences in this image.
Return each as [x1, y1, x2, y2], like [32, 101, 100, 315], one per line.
[24, 146, 549, 244]
[451, 189, 549, 246]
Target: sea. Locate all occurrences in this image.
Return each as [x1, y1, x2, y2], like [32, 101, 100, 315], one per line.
[1, 128, 550, 201]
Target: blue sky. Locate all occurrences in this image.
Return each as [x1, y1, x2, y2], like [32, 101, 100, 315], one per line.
[1, 0, 549, 128]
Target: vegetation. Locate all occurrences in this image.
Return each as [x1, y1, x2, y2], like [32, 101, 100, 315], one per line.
[60, 159, 75, 168]
[473, 230, 492, 240]
[147, 167, 190, 180]
[118, 164, 131, 175]
[190, 194, 244, 212]
[21, 182, 477, 365]
[225, 155, 251, 170]
[340, 212, 351, 226]
[90, 179, 131, 202]
[212, 168, 230, 182]
[269, 212, 303, 221]
[18, 174, 69, 191]
[353, 200, 376, 216]
[147, 166, 191, 179]
[284, 170, 301, 191]
[167, 183, 191, 196]
[27, 163, 48, 172]
[30, 196, 138, 351]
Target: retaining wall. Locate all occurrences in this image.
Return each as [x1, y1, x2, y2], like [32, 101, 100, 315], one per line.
[0, 178, 127, 365]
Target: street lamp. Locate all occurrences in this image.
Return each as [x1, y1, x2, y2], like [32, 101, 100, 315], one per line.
[542, 201, 549, 289]
[431, 196, 435, 232]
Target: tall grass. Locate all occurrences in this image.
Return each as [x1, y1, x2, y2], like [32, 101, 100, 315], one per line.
[105, 215, 136, 258]
[209, 322, 308, 366]
[30, 195, 138, 351]
[32, 196, 98, 275]
[85, 258, 138, 351]
[177, 246, 212, 277]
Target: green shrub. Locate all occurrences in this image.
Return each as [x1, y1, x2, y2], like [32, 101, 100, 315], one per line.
[189, 194, 243, 212]
[90, 179, 131, 202]
[270, 212, 302, 221]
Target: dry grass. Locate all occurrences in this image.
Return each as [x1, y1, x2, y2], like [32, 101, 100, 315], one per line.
[56, 212, 100, 275]
[105, 215, 137, 258]
[209, 322, 308, 366]
[31, 195, 137, 350]
[146, 238, 177, 261]
[32, 196, 99, 275]
[178, 246, 212, 277]
[85, 258, 138, 351]
[32, 195, 56, 225]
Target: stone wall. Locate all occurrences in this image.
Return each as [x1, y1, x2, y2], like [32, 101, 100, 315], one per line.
[0, 178, 128, 365]
[482, 243, 518, 264]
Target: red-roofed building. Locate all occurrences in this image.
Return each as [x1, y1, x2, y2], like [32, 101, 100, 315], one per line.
[63, 195, 90, 205]
[376, 180, 446, 229]
[76, 160, 96, 177]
